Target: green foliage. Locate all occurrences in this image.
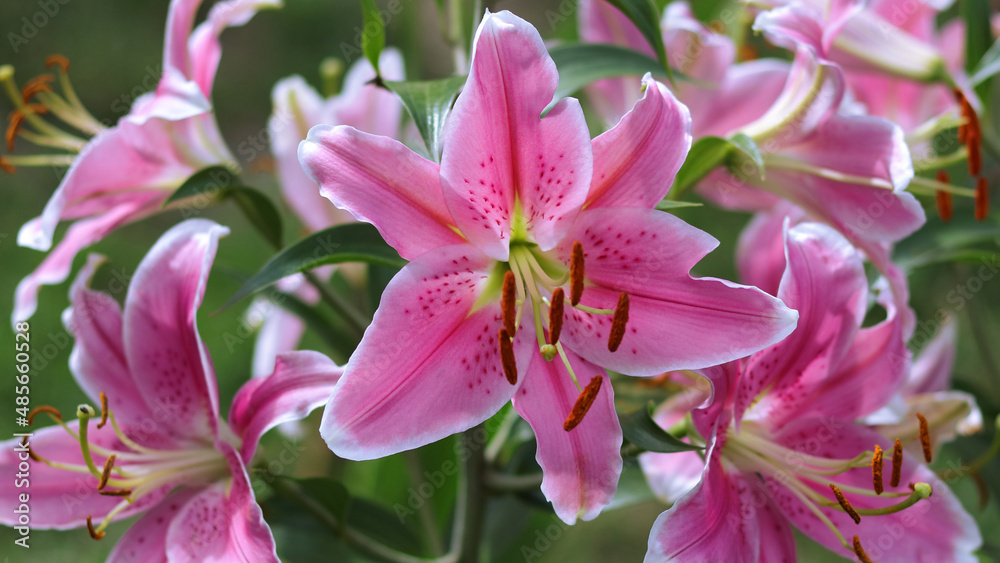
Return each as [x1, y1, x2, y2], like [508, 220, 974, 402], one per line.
[225, 223, 404, 308]
[166, 166, 284, 249]
[383, 76, 467, 162]
[620, 403, 703, 454]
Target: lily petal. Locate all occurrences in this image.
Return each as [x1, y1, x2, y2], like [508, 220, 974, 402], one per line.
[163, 442, 278, 562]
[557, 207, 797, 376]
[905, 315, 956, 395]
[62, 254, 174, 439]
[771, 419, 981, 563]
[578, 0, 651, 125]
[17, 120, 195, 253]
[13, 193, 164, 324]
[123, 220, 228, 443]
[187, 0, 282, 100]
[586, 74, 692, 209]
[0, 423, 168, 529]
[107, 488, 198, 563]
[684, 59, 791, 139]
[512, 347, 622, 524]
[230, 351, 342, 461]
[644, 428, 796, 562]
[439, 10, 592, 259]
[320, 244, 533, 460]
[735, 204, 806, 296]
[299, 125, 464, 260]
[736, 222, 868, 426]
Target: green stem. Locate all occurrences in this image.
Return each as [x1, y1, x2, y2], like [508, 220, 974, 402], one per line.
[272, 478, 452, 563]
[405, 450, 446, 556]
[964, 291, 1000, 386]
[484, 471, 543, 492]
[302, 270, 370, 341]
[966, 415, 1000, 475]
[452, 427, 485, 563]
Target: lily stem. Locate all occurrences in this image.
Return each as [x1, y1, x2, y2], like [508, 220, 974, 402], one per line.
[484, 471, 544, 491]
[302, 270, 369, 341]
[451, 427, 486, 563]
[405, 450, 446, 556]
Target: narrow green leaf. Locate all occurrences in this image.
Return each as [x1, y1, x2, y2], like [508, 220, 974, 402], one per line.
[165, 166, 283, 248]
[667, 136, 731, 199]
[383, 76, 467, 162]
[268, 289, 356, 361]
[971, 37, 1000, 86]
[728, 132, 764, 171]
[654, 200, 703, 211]
[358, 0, 385, 74]
[225, 223, 405, 309]
[229, 187, 284, 249]
[164, 166, 238, 205]
[619, 403, 702, 454]
[547, 43, 667, 110]
[603, 0, 673, 82]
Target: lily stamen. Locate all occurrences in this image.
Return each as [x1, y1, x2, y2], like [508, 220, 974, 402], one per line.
[86, 516, 105, 540]
[570, 241, 585, 305]
[98, 454, 117, 490]
[829, 484, 861, 524]
[853, 535, 873, 563]
[548, 287, 564, 346]
[891, 438, 903, 487]
[27, 405, 62, 425]
[917, 412, 933, 463]
[498, 329, 517, 385]
[975, 178, 989, 221]
[935, 170, 953, 222]
[872, 445, 884, 495]
[21, 74, 54, 102]
[501, 271, 517, 336]
[97, 392, 109, 430]
[563, 376, 603, 431]
[608, 292, 630, 352]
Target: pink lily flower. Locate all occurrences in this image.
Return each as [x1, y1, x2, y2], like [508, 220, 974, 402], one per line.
[0, 219, 340, 561]
[642, 222, 981, 562]
[299, 10, 796, 523]
[10, 0, 279, 324]
[579, 3, 924, 254]
[867, 317, 983, 459]
[251, 50, 405, 378]
[754, 0, 950, 82]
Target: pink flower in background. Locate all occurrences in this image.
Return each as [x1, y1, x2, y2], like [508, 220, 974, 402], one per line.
[0, 220, 340, 561]
[251, 50, 405, 379]
[643, 222, 981, 562]
[867, 317, 983, 458]
[754, 0, 950, 82]
[11, 0, 279, 324]
[299, 10, 796, 523]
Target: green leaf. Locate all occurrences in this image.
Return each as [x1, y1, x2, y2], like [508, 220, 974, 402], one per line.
[358, 0, 385, 74]
[165, 166, 284, 248]
[619, 402, 702, 453]
[603, 0, 672, 82]
[383, 76, 466, 162]
[666, 134, 765, 201]
[225, 223, 405, 309]
[229, 187, 284, 249]
[268, 289, 356, 361]
[971, 37, 1000, 87]
[654, 199, 703, 211]
[728, 132, 764, 172]
[667, 136, 731, 199]
[547, 43, 666, 108]
[164, 166, 238, 206]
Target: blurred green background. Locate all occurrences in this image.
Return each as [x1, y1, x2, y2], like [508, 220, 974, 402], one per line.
[1, 0, 998, 561]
